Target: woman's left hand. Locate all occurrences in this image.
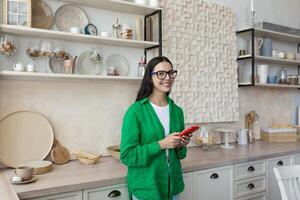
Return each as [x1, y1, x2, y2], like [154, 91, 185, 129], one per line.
[178, 133, 192, 147]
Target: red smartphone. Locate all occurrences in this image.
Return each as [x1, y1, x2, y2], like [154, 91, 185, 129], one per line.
[179, 125, 200, 137]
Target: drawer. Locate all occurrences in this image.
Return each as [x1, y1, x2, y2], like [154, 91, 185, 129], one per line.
[235, 160, 266, 181]
[83, 184, 128, 200]
[28, 191, 82, 200]
[268, 156, 292, 169]
[237, 192, 266, 200]
[235, 176, 266, 198]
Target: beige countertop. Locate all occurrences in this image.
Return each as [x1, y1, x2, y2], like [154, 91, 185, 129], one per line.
[3, 141, 300, 199]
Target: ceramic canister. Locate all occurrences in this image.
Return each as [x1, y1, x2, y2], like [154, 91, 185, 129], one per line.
[261, 37, 272, 57]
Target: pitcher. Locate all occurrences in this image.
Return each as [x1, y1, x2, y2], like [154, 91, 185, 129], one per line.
[248, 37, 263, 56]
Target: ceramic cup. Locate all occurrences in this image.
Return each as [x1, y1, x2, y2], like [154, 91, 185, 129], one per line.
[257, 64, 268, 83]
[13, 62, 25, 71]
[237, 129, 248, 145]
[26, 63, 35, 72]
[63, 60, 74, 74]
[100, 32, 109, 37]
[278, 51, 286, 59]
[70, 27, 81, 34]
[15, 166, 33, 181]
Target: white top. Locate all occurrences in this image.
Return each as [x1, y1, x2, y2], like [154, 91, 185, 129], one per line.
[150, 102, 170, 158]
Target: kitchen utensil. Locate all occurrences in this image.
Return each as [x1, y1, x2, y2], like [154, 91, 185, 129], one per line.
[24, 161, 52, 175]
[10, 176, 37, 185]
[245, 111, 259, 142]
[105, 54, 129, 76]
[215, 128, 237, 149]
[261, 37, 272, 56]
[50, 139, 70, 165]
[32, 0, 53, 29]
[54, 4, 89, 33]
[26, 63, 35, 72]
[249, 37, 263, 56]
[49, 52, 72, 73]
[77, 50, 103, 75]
[107, 145, 120, 161]
[15, 166, 33, 181]
[64, 56, 77, 74]
[256, 64, 268, 83]
[13, 62, 25, 71]
[277, 69, 288, 84]
[0, 111, 54, 168]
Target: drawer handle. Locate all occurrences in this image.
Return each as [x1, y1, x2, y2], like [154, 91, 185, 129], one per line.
[277, 160, 284, 166]
[247, 183, 255, 190]
[108, 190, 121, 198]
[247, 166, 255, 172]
[210, 173, 219, 179]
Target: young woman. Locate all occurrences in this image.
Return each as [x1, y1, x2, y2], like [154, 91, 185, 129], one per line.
[121, 56, 192, 200]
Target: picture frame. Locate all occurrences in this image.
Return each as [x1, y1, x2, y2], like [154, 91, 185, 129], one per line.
[3, 0, 32, 27]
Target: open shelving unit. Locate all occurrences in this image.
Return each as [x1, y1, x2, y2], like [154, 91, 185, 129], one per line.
[236, 27, 300, 89]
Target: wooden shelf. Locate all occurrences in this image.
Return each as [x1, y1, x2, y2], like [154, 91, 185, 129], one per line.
[237, 55, 300, 65]
[0, 24, 159, 48]
[255, 83, 300, 89]
[237, 27, 300, 43]
[0, 71, 142, 82]
[61, 0, 161, 15]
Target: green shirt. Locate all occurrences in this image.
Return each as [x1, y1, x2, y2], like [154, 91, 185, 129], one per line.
[121, 97, 186, 200]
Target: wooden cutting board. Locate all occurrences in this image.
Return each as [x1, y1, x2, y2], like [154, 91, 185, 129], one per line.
[50, 139, 70, 165]
[25, 160, 53, 175]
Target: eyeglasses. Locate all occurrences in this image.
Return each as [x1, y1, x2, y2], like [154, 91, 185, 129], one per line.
[151, 70, 178, 80]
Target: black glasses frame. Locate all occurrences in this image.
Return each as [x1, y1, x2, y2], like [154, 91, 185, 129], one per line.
[151, 70, 178, 80]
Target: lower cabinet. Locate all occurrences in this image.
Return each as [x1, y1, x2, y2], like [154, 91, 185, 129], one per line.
[28, 191, 83, 200]
[83, 184, 128, 200]
[193, 165, 234, 200]
[179, 172, 194, 200]
[267, 155, 293, 200]
[237, 192, 266, 200]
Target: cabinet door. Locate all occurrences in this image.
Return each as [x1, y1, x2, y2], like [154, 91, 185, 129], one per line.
[179, 172, 194, 200]
[293, 154, 300, 164]
[28, 191, 82, 200]
[194, 165, 234, 200]
[237, 192, 266, 200]
[268, 155, 292, 200]
[83, 184, 128, 200]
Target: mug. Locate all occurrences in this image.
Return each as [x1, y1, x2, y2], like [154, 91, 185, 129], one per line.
[249, 37, 263, 56]
[15, 166, 33, 181]
[26, 63, 35, 72]
[13, 62, 24, 71]
[70, 27, 81, 34]
[237, 129, 248, 145]
[63, 60, 75, 74]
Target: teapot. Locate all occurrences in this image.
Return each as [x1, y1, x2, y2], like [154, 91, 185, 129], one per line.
[63, 56, 77, 74]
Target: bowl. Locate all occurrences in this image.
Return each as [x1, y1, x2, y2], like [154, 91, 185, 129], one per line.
[107, 145, 121, 161]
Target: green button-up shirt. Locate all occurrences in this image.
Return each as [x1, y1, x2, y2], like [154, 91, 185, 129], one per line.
[121, 97, 186, 200]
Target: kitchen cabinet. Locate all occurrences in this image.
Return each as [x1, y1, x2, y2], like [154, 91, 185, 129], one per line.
[293, 153, 300, 164]
[83, 184, 128, 200]
[193, 165, 234, 200]
[27, 191, 82, 200]
[267, 155, 293, 200]
[237, 192, 266, 200]
[179, 172, 194, 200]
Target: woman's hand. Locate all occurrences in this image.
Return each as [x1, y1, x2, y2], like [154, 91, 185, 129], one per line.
[177, 133, 192, 148]
[159, 133, 181, 149]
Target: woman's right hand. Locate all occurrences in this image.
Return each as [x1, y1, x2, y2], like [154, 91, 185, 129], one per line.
[158, 133, 181, 149]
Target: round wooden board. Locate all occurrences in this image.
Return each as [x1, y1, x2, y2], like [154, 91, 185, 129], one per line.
[24, 160, 53, 175]
[51, 141, 70, 165]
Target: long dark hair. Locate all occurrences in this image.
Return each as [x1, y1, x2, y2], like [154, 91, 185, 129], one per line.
[135, 56, 173, 102]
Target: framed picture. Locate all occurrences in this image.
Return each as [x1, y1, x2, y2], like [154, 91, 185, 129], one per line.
[3, 0, 32, 27]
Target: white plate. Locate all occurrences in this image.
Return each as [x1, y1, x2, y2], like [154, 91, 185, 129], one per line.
[105, 54, 130, 76]
[76, 50, 103, 75]
[54, 4, 89, 32]
[0, 111, 54, 168]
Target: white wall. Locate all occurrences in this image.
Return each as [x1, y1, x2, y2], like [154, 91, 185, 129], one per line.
[0, 0, 300, 164]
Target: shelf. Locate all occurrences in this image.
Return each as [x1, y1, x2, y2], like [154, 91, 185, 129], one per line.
[0, 24, 159, 48]
[61, 0, 161, 15]
[0, 71, 142, 82]
[255, 83, 300, 89]
[237, 55, 300, 65]
[237, 27, 300, 43]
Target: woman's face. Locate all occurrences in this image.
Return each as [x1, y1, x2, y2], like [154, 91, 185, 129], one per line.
[151, 61, 176, 93]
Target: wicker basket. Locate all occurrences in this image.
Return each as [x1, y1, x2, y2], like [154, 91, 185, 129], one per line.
[261, 128, 297, 142]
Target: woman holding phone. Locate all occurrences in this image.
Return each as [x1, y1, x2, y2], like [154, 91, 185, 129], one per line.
[121, 56, 192, 200]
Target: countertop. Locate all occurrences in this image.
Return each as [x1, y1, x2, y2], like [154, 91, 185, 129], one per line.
[3, 141, 300, 199]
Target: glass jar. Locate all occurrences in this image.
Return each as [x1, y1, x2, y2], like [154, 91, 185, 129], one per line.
[112, 23, 121, 38]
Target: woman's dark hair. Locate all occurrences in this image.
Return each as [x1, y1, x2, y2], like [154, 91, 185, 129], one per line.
[135, 56, 173, 102]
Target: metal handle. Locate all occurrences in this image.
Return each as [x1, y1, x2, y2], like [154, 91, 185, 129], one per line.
[247, 183, 255, 190]
[247, 166, 255, 172]
[108, 190, 121, 198]
[277, 160, 284, 166]
[210, 173, 219, 179]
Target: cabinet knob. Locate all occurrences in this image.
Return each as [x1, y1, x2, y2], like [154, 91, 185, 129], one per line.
[247, 183, 255, 190]
[277, 160, 284, 166]
[247, 166, 255, 172]
[210, 173, 219, 179]
[108, 190, 121, 198]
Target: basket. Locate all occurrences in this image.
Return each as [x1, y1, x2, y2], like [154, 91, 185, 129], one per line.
[261, 128, 297, 142]
[107, 145, 121, 161]
[72, 151, 102, 165]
